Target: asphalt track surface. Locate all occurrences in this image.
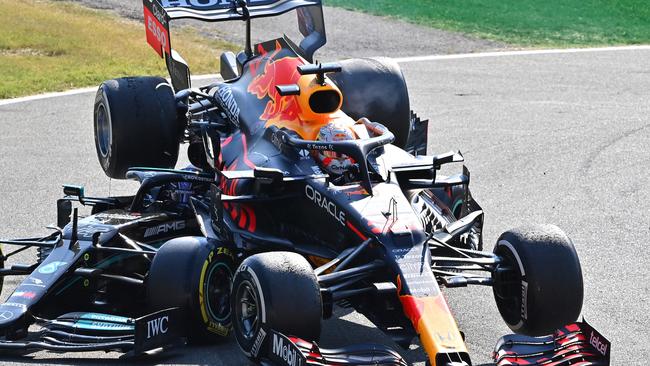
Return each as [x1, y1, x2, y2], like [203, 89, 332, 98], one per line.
[0, 43, 649, 366]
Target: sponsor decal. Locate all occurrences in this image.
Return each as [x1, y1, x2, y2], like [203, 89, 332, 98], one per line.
[217, 85, 240, 127]
[520, 280, 528, 320]
[3, 302, 28, 311]
[182, 174, 214, 183]
[304, 185, 345, 226]
[209, 187, 224, 235]
[247, 51, 306, 132]
[0, 310, 14, 321]
[311, 166, 323, 175]
[74, 313, 134, 331]
[13, 291, 36, 299]
[306, 143, 334, 151]
[436, 331, 457, 345]
[298, 149, 310, 159]
[134, 308, 180, 354]
[76, 225, 113, 238]
[216, 246, 234, 259]
[143, 0, 171, 58]
[77, 321, 133, 331]
[162, 0, 273, 10]
[38, 261, 68, 275]
[81, 313, 128, 322]
[206, 321, 229, 336]
[91, 212, 142, 225]
[94, 213, 141, 221]
[147, 315, 169, 339]
[271, 332, 305, 366]
[24, 277, 46, 287]
[174, 181, 193, 204]
[162, 0, 224, 7]
[590, 331, 609, 357]
[144, 221, 186, 238]
[251, 328, 267, 358]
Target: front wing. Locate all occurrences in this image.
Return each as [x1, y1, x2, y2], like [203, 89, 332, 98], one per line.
[493, 321, 610, 366]
[260, 330, 407, 366]
[0, 308, 183, 357]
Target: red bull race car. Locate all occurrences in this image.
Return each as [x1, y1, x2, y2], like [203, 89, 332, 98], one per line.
[0, 0, 608, 365]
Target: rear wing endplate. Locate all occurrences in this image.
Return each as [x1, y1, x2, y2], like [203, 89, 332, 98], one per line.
[143, 0, 191, 90]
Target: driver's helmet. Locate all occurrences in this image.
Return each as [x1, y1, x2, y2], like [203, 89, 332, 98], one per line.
[314, 122, 357, 175]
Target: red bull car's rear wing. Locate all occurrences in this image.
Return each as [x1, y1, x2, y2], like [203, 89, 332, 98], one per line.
[142, 0, 326, 91]
[159, 0, 320, 22]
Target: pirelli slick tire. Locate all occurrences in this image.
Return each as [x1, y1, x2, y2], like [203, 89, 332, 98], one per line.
[147, 237, 235, 344]
[94, 76, 181, 179]
[328, 58, 411, 148]
[231, 252, 322, 361]
[492, 225, 583, 336]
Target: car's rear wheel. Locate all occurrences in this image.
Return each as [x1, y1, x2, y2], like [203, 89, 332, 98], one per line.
[231, 252, 322, 361]
[147, 237, 235, 343]
[329, 58, 411, 148]
[492, 224, 583, 336]
[94, 76, 182, 179]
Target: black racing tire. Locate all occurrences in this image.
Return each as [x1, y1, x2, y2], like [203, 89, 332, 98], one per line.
[492, 225, 583, 336]
[147, 237, 235, 344]
[94, 76, 181, 179]
[329, 58, 411, 148]
[231, 252, 322, 361]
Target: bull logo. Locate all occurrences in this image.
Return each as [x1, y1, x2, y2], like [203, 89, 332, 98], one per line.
[247, 41, 306, 132]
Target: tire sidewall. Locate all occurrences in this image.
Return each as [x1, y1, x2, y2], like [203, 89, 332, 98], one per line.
[231, 265, 267, 360]
[231, 252, 322, 361]
[493, 234, 531, 332]
[93, 77, 180, 179]
[193, 246, 236, 340]
[493, 225, 583, 336]
[147, 237, 235, 342]
[94, 86, 116, 176]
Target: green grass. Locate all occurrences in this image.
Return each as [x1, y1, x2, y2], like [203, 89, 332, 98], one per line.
[0, 0, 236, 99]
[325, 0, 650, 47]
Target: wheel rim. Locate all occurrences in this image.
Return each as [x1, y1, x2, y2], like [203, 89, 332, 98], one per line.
[96, 103, 111, 158]
[493, 246, 523, 326]
[205, 263, 232, 322]
[235, 280, 260, 341]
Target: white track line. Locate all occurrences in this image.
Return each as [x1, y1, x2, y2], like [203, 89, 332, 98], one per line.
[392, 45, 650, 63]
[0, 75, 223, 107]
[0, 87, 98, 107]
[2, 45, 649, 107]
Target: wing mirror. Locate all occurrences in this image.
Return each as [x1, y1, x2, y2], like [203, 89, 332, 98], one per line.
[220, 51, 239, 80]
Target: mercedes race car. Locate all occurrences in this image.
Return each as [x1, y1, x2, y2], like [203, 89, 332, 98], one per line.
[0, 0, 592, 365]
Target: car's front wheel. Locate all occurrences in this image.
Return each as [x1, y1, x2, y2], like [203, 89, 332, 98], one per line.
[231, 252, 322, 361]
[147, 237, 235, 343]
[492, 224, 583, 336]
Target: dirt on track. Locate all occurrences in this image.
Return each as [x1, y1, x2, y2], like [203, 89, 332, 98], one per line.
[63, 0, 507, 61]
